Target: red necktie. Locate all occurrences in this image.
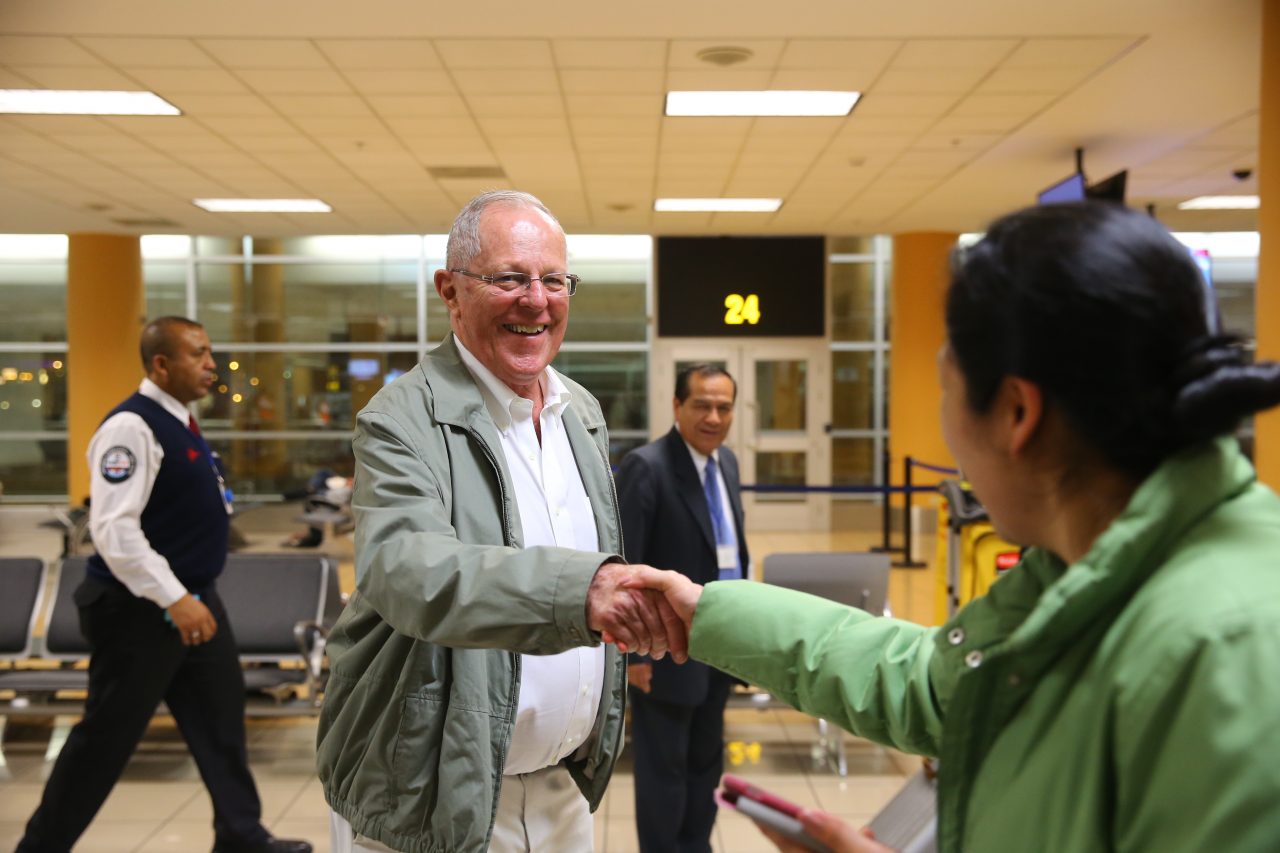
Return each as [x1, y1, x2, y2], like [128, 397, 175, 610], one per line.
[188, 414, 202, 438]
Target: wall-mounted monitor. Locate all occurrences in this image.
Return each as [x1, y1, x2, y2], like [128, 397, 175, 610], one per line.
[1086, 170, 1128, 204]
[1038, 173, 1087, 205]
[656, 236, 825, 337]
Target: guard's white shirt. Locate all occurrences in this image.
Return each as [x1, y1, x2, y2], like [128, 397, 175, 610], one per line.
[86, 378, 197, 608]
[682, 439, 740, 563]
[455, 340, 606, 776]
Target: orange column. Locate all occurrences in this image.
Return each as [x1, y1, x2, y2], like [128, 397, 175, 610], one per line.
[889, 232, 957, 479]
[66, 234, 145, 504]
[1256, 0, 1280, 489]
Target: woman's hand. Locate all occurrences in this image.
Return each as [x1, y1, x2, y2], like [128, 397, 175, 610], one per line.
[758, 809, 897, 853]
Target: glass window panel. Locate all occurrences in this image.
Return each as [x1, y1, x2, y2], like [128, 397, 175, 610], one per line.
[273, 235, 422, 259]
[832, 351, 875, 430]
[0, 351, 69, 431]
[551, 351, 647, 432]
[0, 262, 66, 342]
[755, 451, 806, 503]
[210, 436, 354, 498]
[0, 438, 67, 496]
[830, 261, 876, 342]
[608, 435, 647, 469]
[196, 261, 418, 344]
[829, 236, 876, 255]
[195, 236, 242, 257]
[755, 360, 806, 431]
[145, 261, 187, 320]
[196, 349, 417, 432]
[832, 437, 876, 487]
[562, 260, 647, 343]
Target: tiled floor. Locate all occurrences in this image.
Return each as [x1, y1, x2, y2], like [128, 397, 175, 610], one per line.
[1, 502, 938, 852]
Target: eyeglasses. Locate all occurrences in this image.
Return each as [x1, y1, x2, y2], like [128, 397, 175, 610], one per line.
[450, 269, 580, 296]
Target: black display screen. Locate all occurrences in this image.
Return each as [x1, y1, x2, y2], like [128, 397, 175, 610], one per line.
[656, 236, 825, 337]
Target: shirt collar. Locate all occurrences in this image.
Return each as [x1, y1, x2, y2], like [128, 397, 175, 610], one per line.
[453, 336, 572, 432]
[681, 436, 720, 479]
[139, 378, 193, 425]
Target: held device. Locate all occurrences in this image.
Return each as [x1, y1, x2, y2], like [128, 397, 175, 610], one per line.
[716, 774, 835, 853]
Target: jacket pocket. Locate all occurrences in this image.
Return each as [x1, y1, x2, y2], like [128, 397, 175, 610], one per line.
[390, 694, 446, 832]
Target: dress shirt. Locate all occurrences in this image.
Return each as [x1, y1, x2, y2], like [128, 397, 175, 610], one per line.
[682, 439, 741, 576]
[455, 339, 606, 776]
[87, 378, 198, 608]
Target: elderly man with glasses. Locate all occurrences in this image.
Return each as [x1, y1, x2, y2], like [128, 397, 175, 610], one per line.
[318, 190, 685, 853]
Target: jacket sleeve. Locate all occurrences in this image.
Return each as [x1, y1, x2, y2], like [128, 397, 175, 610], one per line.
[1112, 622, 1280, 852]
[690, 580, 944, 756]
[350, 407, 614, 656]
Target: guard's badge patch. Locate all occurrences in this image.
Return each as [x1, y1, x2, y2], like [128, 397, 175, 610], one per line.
[101, 446, 136, 483]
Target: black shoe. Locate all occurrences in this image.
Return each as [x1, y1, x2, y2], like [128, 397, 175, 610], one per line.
[211, 838, 313, 853]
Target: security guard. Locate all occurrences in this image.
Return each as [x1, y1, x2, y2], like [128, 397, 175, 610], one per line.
[18, 317, 311, 853]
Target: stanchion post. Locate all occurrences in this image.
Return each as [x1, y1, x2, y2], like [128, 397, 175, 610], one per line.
[894, 455, 928, 568]
[871, 448, 902, 554]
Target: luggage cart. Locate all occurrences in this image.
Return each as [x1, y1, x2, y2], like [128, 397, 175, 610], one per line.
[937, 479, 1022, 620]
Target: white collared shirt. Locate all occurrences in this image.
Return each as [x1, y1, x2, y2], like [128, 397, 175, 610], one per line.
[86, 378, 197, 608]
[455, 338, 606, 776]
[682, 439, 741, 575]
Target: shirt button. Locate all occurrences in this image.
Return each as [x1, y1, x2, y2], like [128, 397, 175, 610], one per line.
[965, 650, 984, 668]
[948, 628, 965, 646]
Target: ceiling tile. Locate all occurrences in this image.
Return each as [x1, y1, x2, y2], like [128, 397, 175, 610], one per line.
[318, 39, 441, 70]
[669, 40, 784, 70]
[476, 116, 568, 137]
[1003, 37, 1137, 69]
[466, 95, 565, 118]
[893, 39, 1017, 69]
[948, 93, 1054, 118]
[912, 132, 1001, 152]
[6, 115, 114, 135]
[453, 69, 559, 95]
[874, 68, 987, 94]
[265, 94, 374, 117]
[367, 94, 469, 118]
[137, 132, 240, 153]
[344, 70, 456, 95]
[100, 115, 211, 136]
[292, 115, 386, 135]
[565, 94, 662, 117]
[58, 133, 157, 153]
[768, 69, 874, 90]
[199, 39, 332, 69]
[236, 68, 353, 94]
[838, 114, 936, 135]
[560, 69, 664, 94]
[552, 40, 666, 69]
[230, 135, 323, 153]
[854, 94, 958, 118]
[78, 37, 215, 68]
[569, 116, 661, 136]
[383, 116, 482, 136]
[777, 39, 901, 71]
[575, 136, 658, 154]
[197, 115, 301, 136]
[976, 67, 1089, 94]
[0, 70, 39, 86]
[751, 117, 844, 137]
[665, 70, 774, 90]
[9, 66, 141, 89]
[126, 67, 250, 94]
[0, 36, 103, 66]
[928, 114, 1022, 134]
[399, 138, 498, 164]
[436, 40, 553, 70]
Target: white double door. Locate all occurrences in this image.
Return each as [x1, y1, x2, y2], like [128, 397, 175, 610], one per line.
[649, 338, 831, 532]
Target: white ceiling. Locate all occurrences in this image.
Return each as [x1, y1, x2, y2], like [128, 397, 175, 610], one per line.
[0, 0, 1262, 236]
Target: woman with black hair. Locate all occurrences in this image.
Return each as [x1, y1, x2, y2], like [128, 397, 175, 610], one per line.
[623, 202, 1280, 852]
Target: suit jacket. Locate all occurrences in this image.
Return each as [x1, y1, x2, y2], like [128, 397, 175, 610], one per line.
[615, 426, 750, 706]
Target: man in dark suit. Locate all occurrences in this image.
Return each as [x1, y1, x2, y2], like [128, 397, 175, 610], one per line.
[615, 363, 750, 853]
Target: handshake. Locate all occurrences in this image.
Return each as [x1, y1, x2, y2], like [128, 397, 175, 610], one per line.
[584, 562, 705, 661]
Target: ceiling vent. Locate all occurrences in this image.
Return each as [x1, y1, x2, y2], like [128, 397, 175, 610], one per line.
[696, 46, 754, 67]
[111, 217, 180, 228]
[426, 165, 508, 180]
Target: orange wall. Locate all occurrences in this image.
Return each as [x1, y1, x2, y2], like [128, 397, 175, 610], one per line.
[1256, 0, 1280, 489]
[66, 234, 145, 504]
[888, 232, 957, 484]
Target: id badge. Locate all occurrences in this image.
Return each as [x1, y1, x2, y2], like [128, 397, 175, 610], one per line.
[717, 545, 738, 569]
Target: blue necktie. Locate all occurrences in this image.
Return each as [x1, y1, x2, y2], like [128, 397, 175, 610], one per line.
[704, 456, 740, 581]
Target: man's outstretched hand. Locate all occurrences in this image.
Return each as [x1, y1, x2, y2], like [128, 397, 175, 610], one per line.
[586, 562, 688, 662]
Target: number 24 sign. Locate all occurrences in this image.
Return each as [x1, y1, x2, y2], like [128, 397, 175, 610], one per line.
[724, 293, 761, 325]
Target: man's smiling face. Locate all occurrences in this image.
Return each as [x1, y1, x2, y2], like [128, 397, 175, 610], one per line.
[436, 204, 570, 399]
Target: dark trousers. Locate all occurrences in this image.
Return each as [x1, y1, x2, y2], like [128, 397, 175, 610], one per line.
[18, 577, 267, 853]
[630, 676, 731, 853]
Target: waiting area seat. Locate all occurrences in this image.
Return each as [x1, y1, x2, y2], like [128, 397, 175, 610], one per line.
[729, 551, 893, 776]
[0, 552, 342, 773]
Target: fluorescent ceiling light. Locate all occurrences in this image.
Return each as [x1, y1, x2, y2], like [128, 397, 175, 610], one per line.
[665, 90, 859, 117]
[0, 89, 180, 116]
[193, 198, 333, 213]
[654, 198, 782, 213]
[1177, 195, 1260, 210]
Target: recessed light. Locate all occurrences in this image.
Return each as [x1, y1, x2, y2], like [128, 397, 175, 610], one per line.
[0, 89, 180, 116]
[654, 198, 782, 213]
[1176, 195, 1260, 210]
[193, 199, 333, 213]
[665, 90, 860, 117]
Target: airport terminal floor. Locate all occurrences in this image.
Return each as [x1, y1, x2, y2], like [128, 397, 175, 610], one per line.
[0, 503, 936, 853]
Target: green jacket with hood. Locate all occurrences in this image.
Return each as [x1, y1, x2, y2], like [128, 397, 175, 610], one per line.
[316, 335, 627, 853]
[691, 437, 1280, 852]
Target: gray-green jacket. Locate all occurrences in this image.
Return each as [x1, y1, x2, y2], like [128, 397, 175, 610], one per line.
[317, 336, 628, 853]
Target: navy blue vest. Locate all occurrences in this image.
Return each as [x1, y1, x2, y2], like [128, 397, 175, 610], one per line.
[87, 392, 229, 593]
